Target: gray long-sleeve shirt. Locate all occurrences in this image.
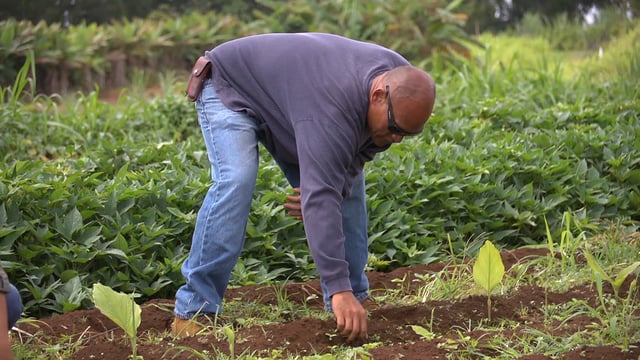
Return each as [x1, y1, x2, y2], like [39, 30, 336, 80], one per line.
[205, 32, 409, 297]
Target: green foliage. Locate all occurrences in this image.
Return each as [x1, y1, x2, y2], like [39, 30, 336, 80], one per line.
[512, 8, 635, 51]
[249, 0, 479, 67]
[1, 17, 639, 319]
[0, 0, 260, 25]
[580, 20, 640, 81]
[0, 1, 478, 93]
[462, 0, 629, 33]
[584, 252, 640, 299]
[0, 11, 244, 92]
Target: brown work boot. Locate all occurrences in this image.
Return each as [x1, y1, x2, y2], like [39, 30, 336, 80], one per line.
[171, 315, 216, 338]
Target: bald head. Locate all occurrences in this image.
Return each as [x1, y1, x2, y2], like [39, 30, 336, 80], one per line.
[386, 66, 436, 129]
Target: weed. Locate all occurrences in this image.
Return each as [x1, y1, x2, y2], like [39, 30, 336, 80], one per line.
[415, 263, 474, 302]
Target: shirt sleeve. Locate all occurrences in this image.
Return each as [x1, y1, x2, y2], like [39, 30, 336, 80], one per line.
[293, 117, 360, 297]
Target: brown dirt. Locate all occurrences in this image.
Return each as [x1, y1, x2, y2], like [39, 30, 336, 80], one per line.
[16, 248, 640, 359]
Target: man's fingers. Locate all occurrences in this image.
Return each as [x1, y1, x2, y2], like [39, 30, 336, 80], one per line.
[345, 324, 355, 342]
[338, 313, 356, 341]
[285, 195, 301, 202]
[359, 315, 368, 340]
[283, 202, 300, 210]
[346, 318, 358, 342]
[283, 188, 303, 220]
[283, 202, 302, 219]
[335, 312, 346, 333]
[342, 314, 366, 342]
[350, 309, 368, 342]
[332, 294, 367, 342]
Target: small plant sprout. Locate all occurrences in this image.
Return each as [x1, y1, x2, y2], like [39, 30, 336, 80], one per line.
[222, 325, 236, 360]
[92, 283, 142, 360]
[472, 240, 505, 322]
[325, 330, 339, 341]
[583, 251, 640, 299]
[410, 325, 436, 340]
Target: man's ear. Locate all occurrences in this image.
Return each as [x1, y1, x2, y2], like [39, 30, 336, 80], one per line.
[371, 87, 386, 104]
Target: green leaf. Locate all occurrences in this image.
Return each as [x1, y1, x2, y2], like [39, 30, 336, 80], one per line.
[584, 251, 613, 284]
[623, 169, 640, 183]
[613, 262, 640, 291]
[0, 182, 7, 199]
[445, 0, 464, 11]
[57, 208, 83, 240]
[410, 325, 435, 340]
[543, 216, 555, 256]
[92, 283, 141, 339]
[0, 203, 6, 225]
[473, 240, 505, 294]
[0, 227, 15, 238]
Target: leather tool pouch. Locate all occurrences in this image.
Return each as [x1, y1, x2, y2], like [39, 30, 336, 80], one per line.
[185, 56, 212, 102]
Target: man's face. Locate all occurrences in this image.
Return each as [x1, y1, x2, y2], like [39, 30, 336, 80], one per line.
[368, 86, 425, 147]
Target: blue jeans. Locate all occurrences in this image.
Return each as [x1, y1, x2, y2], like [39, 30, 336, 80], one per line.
[6, 284, 22, 328]
[174, 81, 370, 319]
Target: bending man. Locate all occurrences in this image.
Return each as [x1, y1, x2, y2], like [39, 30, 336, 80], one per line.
[173, 33, 436, 342]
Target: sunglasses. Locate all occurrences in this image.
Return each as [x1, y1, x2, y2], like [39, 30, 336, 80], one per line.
[386, 85, 423, 136]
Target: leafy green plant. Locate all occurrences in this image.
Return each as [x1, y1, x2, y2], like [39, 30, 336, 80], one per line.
[472, 240, 505, 321]
[544, 212, 589, 273]
[410, 325, 436, 341]
[92, 283, 142, 360]
[583, 251, 640, 300]
[222, 325, 236, 360]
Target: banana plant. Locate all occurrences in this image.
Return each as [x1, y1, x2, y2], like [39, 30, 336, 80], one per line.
[92, 283, 142, 360]
[472, 240, 505, 322]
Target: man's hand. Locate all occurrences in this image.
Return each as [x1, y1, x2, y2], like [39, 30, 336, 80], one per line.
[332, 291, 368, 342]
[284, 187, 303, 220]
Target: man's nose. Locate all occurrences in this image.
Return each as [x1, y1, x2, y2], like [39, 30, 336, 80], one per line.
[391, 134, 404, 143]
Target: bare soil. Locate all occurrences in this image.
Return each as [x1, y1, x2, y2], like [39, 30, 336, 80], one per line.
[16, 248, 640, 359]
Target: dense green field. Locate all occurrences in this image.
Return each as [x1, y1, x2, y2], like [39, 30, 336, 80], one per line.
[1, 24, 639, 320]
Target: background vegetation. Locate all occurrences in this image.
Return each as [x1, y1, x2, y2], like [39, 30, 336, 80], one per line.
[4, 0, 638, 28]
[0, 0, 475, 94]
[0, 1, 638, 319]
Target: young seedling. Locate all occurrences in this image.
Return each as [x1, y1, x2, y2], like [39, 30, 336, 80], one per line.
[472, 240, 505, 322]
[583, 250, 640, 349]
[583, 251, 640, 299]
[221, 325, 236, 360]
[92, 283, 142, 360]
[410, 325, 436, 341]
